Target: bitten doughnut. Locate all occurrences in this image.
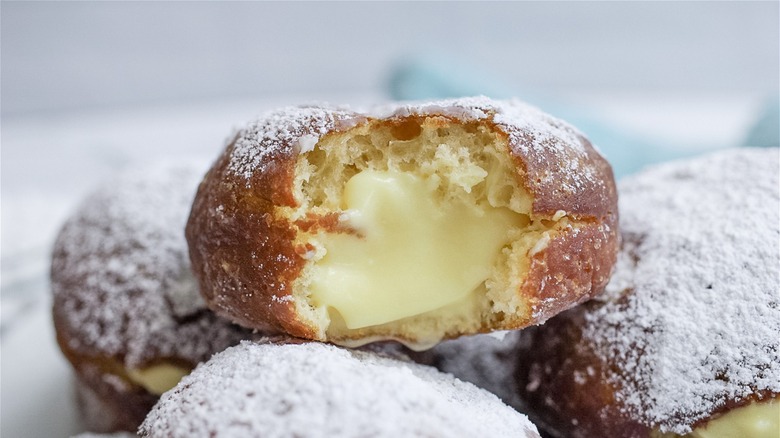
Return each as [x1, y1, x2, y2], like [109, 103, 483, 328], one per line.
[509, 149, 779, 437]
[51, 163, 254, 433]
[139, 340, 542, 438]
[186, 97, 618, 349]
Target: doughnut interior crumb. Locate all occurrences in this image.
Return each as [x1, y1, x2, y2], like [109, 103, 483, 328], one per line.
[282, 116, 572, 348]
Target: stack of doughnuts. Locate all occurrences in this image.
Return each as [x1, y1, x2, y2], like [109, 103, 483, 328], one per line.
[67, 96, 780, 438]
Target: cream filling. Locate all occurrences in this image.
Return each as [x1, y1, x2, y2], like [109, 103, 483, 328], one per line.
[688, 400, 779, 438]
[309, 169, 521, 329]
[126, 363, 190, 395]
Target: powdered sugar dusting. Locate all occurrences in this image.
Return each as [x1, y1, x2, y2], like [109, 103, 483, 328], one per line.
[386, 96, 590, 157]
[51, 162, 252, 368]
[228, 105, 360, 182]
[140, 341, 540, 438]
[227, 98, 605, 205]
[497, 100, 595, 186]
[425, 332, 527, 411]
[382, 96, 495, 120]
[387, 96, 590, 157]
[586, 148, 780, 433]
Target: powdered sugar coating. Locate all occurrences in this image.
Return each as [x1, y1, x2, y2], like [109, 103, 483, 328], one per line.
[423, 332, 526, 411]
[387, 96, 588, 156]
[227, 97, 609, 216]
[140, 341, 541, 438]
[52, 162, 252, 368]
[228, 105, 363, 183]
[379, 96, 495, 121]
[586, 148, 780, 433]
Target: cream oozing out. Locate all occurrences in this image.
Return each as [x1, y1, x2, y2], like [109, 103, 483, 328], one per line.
[687, 400, 779, 438]
[655, 400, 780, 438]
[127, 363, 191, 395]
[308, 169, 521, 329]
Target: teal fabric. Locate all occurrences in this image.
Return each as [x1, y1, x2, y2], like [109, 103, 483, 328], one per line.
[743, 98, 780, 148]
[388, 58, 777, 178]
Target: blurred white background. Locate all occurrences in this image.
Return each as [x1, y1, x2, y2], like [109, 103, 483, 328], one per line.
[1, 3, 778, 437]
[2, 1, 778, 116]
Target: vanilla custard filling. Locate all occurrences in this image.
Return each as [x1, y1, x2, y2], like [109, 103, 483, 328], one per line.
[687, 400, 779, 438]
[127, 363, 190, 395]
[309, 169, 521, 329]
[654, 400, 780, 438]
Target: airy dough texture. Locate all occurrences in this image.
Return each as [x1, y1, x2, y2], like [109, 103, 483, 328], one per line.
[292, 117, 566, 346]
[186, 97, 618, 348]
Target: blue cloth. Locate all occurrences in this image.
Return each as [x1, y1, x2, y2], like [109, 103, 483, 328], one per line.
[743, 98, 780, 148]
[388, 58, 776, 178]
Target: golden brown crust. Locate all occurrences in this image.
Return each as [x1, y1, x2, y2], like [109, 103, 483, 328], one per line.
[187, 146, 313, 337]
[187, 107, 367, 339]
[521, 221, 618, 326]
[186, 98, 619, 342]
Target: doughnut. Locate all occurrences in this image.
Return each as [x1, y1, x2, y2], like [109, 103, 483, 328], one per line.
[138, 340, 542, 437]
[428, 149, 780, 437]
[186, 96, 619, 349]
[51, 163, 255, 433]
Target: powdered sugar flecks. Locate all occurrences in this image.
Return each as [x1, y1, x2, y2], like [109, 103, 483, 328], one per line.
[228, 105, 360, 183]
[140, 341, 541, 438]
[51, 162, 251, 368]
[227, 98, 603, 202]
[586, 148, 780, 433]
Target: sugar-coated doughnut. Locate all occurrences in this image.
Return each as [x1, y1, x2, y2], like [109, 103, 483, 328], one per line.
[427, 149, 780, 437]
[51, 163, 255, 433]
[139, 340, 542, 438]
[186, 96, 618, 349]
